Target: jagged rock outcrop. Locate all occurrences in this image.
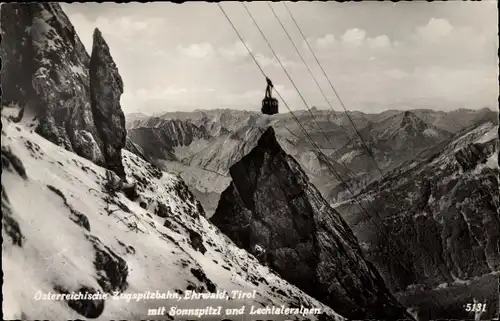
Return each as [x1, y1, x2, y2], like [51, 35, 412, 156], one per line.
[455, 141, 496, 172]
[0, 3, 105, 164]
[89, 28, 127, 178]
[211, 126, 413, 321]
[1, 3, 127, 178]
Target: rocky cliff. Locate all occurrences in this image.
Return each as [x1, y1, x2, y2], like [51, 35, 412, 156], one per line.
[89, 28, 127, 178]
[210, 126, 413, 320]
[0, 3, 126, 177]
[127, 119, 211, 162]
[334, 121, 499, 319]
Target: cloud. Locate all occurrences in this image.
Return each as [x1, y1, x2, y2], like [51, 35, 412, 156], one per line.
[65, 4, 496, 114]
[416, 18, 453, 43]
[68, 13, 164, 53]
[367, 35, 391, 50]
[341, 28, 366, 47]
[305, 15, 494, 71]
[316, 33, 335, 50]
[95, 16, 149, 33]
[177, 43, 215, 59]
[254, 52, 298, 68]
[218, 41, 251, 60]
[311, 29, 391, 53]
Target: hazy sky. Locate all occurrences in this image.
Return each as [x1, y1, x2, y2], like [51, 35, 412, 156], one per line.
[62, 1, 498, 115]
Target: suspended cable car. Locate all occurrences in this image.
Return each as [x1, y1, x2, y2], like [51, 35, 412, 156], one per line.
[261, 77, 279, 115]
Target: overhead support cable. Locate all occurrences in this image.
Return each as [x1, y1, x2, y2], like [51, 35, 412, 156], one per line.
[217, 3, 417, 283]
[283, 1, 386, 179]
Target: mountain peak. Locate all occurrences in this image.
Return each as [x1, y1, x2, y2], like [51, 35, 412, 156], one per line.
[400, 110, 424, 129]
[403, 110, 414, 118]
[212, 128, 412, 320]
[256, 126, 281, 152]
[0, 3, 128, 178]
[1, 3, 107, 164]
[89, 22, 126, 177]
[91, 27, 123, 92]
[93, 27, 103, 39]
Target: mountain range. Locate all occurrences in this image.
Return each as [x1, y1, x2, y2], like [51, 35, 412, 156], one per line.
[0, 3, 468, 321]
[126, 107, 499, 320]
[126, 107, 497, 215]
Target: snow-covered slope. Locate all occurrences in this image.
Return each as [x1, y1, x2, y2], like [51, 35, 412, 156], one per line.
[2, 117, 346, 321]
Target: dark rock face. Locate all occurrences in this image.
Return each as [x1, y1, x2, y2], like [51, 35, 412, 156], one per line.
[190, 267, 216, 292]
[1, 4, 127, 178]
[0, 4, 37, 114]
[2, 146, 28, 179]
[188, 229, 207, 254]
[2, 186, 25, 247]
[54, 285, 105, 319]
[155, 202, 173, 218]
[89, 28, 127, 178]
[334, 122, 499, 318]
[1, 147, 28, 248]
[455, 141, 496, 172]
[87, 234, 129, 294]
[1, 3, 105, 164]
[211, 127, 412, 320]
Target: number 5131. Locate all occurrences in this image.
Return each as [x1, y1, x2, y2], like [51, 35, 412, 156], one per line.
[465, 303, 486, 312]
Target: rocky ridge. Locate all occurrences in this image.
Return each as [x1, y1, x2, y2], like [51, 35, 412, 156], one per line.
[126, 108, 495, 216]
[211, 126, 413, 321]
[89, 28, 127, 178]
[1, 3, 126, 177]
[127, 118, 211, 163]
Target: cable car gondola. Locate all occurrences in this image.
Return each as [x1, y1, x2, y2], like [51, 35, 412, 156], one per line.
[261, 77, 278, 115]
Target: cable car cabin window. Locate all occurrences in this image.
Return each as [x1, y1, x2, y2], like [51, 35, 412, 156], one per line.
[262, 97, 278, 115]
